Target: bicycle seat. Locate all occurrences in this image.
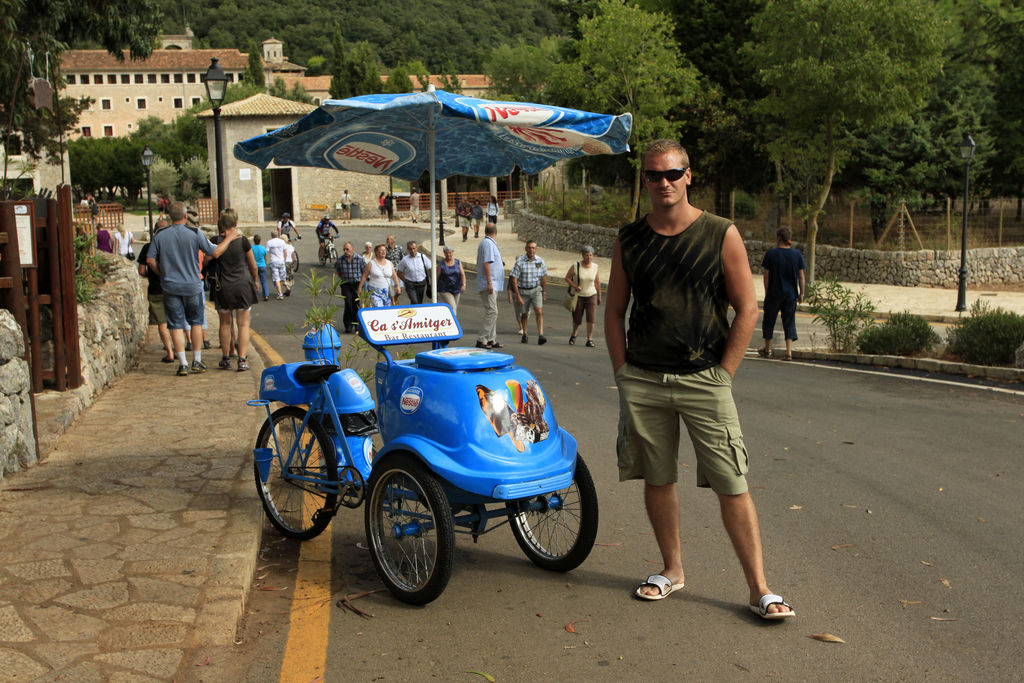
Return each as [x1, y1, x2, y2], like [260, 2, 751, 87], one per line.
[294, 363, 340, 385]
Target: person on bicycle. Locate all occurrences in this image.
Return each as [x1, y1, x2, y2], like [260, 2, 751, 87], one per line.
[316, 215, 339, 262]
[277, 212, 300, 240]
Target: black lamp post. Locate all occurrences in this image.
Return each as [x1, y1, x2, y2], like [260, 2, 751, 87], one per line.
[141, 145, 154, 241]
[955, 133, 976, 312]
[204, 57, 228, 213]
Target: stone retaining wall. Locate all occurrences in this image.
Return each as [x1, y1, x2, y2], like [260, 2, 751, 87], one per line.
[512, 210, 1024, 286]
[76, 254, 149, 395]
[0, 310, 34, 484]
[1, 253, 147, 485]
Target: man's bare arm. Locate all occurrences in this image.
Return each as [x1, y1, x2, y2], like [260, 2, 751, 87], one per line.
[721, 225, 758, 377]
[603, 239, 630, 374]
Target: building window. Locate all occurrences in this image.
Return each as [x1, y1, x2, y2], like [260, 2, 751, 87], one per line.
[80, 74, 89, 85]
[67, 74, 76, 85]
[160, 73, 170, 83]
[5, 137, 22, 155]
[94, 74, 103, 83]
[173, 97, 183, 109]
[103, 125, 113, 137]
[137, 98, 147, 110]
[101, 99, 111, 110]
[147, 74, 156, 83]
[81, 126, 91, 137]
[107, 74, 117, 84]
[174, 73, 183, 83]
[187, 73, 196, 83]
[135, 74, 143, 84]
[191, 97, 201, 106]
[121, 74, 130, 84]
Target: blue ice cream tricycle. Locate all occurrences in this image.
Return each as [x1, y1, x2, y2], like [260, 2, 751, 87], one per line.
[249, 303, 598, 604]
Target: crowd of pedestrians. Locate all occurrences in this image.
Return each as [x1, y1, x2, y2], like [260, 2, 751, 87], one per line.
[135, 201, 603, 375]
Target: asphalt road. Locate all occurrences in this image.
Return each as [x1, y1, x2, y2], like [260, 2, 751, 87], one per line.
[186, 229, 1024, 681]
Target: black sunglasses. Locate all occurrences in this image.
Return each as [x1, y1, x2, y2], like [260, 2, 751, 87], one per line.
[643, 167, 688, 183]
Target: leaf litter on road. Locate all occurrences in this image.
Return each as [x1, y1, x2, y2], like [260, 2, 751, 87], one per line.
[812, 633, 845, 643]
[565, 619, 589, 634]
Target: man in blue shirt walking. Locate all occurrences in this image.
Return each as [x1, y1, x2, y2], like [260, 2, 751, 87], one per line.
[759, 226, 806, 361]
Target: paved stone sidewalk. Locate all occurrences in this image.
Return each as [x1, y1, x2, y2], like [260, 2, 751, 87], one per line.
[0, 321, 265, 681]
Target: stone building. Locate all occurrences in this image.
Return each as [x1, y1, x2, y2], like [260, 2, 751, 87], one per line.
[61, 48, 250, 138]
[198, 93, 388, 223]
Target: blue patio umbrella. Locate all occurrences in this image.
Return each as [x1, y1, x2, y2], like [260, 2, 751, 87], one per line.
[234, 88, 632, 298]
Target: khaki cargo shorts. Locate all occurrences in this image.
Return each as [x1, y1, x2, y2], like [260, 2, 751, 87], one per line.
[615, 362, 749, 494]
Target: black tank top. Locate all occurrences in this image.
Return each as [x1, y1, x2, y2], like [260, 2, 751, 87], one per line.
[619, 211, 732, 373]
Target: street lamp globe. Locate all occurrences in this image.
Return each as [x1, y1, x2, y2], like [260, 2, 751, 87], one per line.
[959, 134, 976, 161]
[141, 145, 154, 168]
[204, 58, 228, 105]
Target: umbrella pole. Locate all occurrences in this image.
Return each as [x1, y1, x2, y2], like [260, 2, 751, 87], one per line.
[428, 121, 437, 303]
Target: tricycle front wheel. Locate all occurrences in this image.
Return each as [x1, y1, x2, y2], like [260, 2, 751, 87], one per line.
[365, 454, 454, 605]
[507, 454, 599, 572]
[255, 406, 338, 540]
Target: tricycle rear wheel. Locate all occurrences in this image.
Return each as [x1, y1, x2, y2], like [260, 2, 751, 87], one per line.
[365, 454, 454, 605]
[255, 406, 338, 540]
[507, 454, 599, 572]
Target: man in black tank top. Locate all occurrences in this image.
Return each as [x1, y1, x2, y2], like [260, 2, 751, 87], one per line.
[604, 140, 794, 618]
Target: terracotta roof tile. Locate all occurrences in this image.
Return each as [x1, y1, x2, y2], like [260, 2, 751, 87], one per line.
[195, 93, 317, 118]
[61, 49, 250, 71]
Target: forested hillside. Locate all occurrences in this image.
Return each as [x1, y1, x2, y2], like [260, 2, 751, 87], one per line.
[159, 0, 563, 72]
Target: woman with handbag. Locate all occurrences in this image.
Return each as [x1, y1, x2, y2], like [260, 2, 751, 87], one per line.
[436, 246, 467, 314]
[565, 245, 601, 347]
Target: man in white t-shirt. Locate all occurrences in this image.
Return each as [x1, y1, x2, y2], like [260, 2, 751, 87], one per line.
[282, 235, 297, 297]
[266, 230, 288, 299]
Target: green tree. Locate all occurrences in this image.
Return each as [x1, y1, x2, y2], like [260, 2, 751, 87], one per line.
[748, 0, 947, 281]
[484, 37, 564, 103]
[436, 65, 462, 94]
[242, 39, 265, 88]
[346, 41, 383, 96]
[1, 0, 162, 198]
[382, 66, 413, 94]
[985, 4, 1024, 214]
[642, 0, 770, 215]
[148, 155, 179, 199]
[565, 0, 701, 217]
[178, 156, 209, 201]
[268, 77, 315, 103]
[305, 55, 327, 76]
[328, 25, 350, 99]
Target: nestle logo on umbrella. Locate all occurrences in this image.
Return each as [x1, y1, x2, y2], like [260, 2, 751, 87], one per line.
[329, 133, 414, 174]
[480, 105, 551, 124]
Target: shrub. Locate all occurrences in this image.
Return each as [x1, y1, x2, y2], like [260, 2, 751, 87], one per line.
[857, 311, 940, 355]
[806, 276, 876, 352]
[74, 234, 109, 303]
[732, 190, 758, 219]
[947, 301, 1024, 366]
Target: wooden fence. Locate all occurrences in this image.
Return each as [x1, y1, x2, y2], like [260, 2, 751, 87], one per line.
[0, 187, 82, 393]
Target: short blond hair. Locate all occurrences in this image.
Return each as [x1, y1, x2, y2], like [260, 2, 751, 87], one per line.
[643, 139, 689, 169]
[217, 208, 238, 232]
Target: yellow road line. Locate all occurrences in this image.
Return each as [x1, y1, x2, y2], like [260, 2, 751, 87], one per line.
[279, 531, 332, 683]
[250, 329, 285, 366]
[250, 329, 334, 683]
